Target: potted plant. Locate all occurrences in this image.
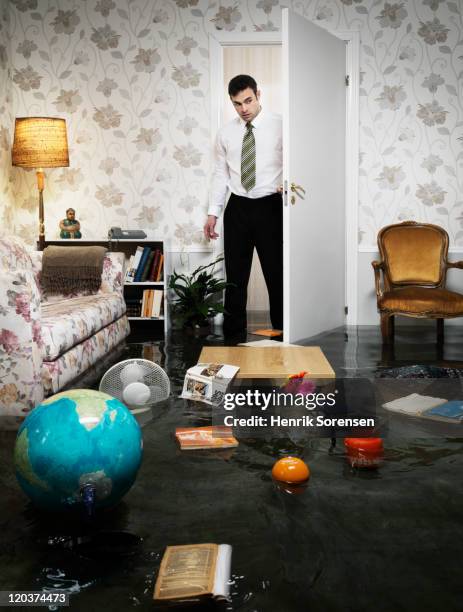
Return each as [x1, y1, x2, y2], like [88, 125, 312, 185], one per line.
[168, 256, 230, 334]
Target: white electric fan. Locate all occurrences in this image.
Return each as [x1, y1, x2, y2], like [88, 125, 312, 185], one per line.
[99, 359, 170, 413]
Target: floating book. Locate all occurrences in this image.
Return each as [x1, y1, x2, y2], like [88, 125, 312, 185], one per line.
[238, 339, 296, 347]
[175, 426, 238, 450]
[382, 393, 447, 416]
[251, 328, 283, 337]
[153, 543, 232, 605]
[421, 400, 463, 423]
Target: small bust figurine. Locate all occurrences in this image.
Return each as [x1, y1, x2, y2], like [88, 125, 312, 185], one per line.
[59, 207, 82, 239]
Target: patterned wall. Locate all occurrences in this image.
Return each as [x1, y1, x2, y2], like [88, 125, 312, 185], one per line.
[0, 0, 462, 248]
[0, 3, 14, 232]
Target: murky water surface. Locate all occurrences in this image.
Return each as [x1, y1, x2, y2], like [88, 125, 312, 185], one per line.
[1, 333, 463, 611]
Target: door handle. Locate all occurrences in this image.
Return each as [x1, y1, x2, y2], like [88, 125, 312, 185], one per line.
[290, 182, 305, 205]
[290, 182, 306, 199]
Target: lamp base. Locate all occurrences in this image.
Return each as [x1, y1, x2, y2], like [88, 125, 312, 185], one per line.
[37, 170, 45, 251]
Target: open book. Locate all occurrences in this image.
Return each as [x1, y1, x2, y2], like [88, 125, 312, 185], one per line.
[382, 394, 463, 424]
[153, 543, 232, 604]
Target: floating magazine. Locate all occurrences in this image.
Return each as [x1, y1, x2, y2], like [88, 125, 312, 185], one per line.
[180, 363, 240, 406]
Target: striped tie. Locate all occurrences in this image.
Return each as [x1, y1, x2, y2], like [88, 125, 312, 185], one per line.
[241, 122, 255, 192]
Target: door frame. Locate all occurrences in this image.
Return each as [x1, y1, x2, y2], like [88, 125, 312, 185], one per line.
[209, 26, 360, 327]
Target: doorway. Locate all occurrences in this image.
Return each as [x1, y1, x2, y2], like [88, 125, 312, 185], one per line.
[210, 21, 359, 339]
[222, 45, 282, 328]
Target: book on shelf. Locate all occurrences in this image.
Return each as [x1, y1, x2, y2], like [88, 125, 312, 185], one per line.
[140, 290, 147, 317]
[125, 255, 135, 282]
[153, 543, 232, 605]
[145, 289, 154, 317]
[125, 297, 142, 317]
[138, 289, 164, 318]
[149, 249, 161, 281]
[126, 246, 144, 283]
[134, 246, 151, 282]
[152, 289, 163, 317]
[155, 253, 164, 281]
[175, 426, 238, 450]
[125, 247, 164, 284]
[126, 302, 142, 317]
[141, 250, 155, 282]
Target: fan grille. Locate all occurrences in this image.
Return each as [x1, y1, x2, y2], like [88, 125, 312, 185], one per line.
[99, 359, 170, 408]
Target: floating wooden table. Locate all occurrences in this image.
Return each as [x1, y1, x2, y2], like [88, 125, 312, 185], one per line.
[198, 346, 335, 379]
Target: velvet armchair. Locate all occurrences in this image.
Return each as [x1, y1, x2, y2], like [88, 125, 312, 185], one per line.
[372, 221, 463, 343]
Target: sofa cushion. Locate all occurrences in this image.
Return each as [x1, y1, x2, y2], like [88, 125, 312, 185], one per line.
[42, 316, 130, 395]
[41, 293, 126, 361]
[379, 287, 463, 316]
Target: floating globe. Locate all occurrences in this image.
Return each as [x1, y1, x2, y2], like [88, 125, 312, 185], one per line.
[14, 389, 143, 512]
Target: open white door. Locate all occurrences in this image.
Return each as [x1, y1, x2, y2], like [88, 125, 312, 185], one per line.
[282, 8, 346, 344]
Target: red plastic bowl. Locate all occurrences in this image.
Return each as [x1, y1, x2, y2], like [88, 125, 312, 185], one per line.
[344, 438, 384, 468]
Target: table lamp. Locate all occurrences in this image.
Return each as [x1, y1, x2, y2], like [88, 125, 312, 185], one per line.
[12, 117, 69, 250]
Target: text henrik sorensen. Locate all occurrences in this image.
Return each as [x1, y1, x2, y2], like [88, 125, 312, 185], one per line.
[223, 415, 375, 428]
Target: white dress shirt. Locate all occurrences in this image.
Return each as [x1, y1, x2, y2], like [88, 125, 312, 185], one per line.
[208, 110, 282, 218]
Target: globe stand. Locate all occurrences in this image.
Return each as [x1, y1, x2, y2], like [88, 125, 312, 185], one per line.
[81, 484, 97, 519]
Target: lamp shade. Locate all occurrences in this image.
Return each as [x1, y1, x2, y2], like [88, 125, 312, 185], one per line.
[12, 117, 69, 168]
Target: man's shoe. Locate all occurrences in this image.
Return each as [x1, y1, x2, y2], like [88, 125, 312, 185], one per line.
[222, 328, 247, 344]
[223, 324, 246, 336]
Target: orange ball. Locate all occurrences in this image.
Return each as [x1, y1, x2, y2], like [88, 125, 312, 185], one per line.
[272, 457, 310, 484]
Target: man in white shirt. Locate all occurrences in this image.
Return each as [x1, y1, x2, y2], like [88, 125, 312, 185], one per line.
[204, 74, 283, 336]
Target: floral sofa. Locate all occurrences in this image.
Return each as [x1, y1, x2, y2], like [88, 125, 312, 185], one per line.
[0, 236, 130, 419]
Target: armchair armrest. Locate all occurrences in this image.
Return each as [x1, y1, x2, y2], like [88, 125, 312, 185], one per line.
[0, 269, 44, 416]
[372, 260, 385, 298]
[446, 260, 463, 270]
[100, 252, 125, 295]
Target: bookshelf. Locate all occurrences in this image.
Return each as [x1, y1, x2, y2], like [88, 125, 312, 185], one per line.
[110, 238, 168, 340]
[42, 239, 168, 340]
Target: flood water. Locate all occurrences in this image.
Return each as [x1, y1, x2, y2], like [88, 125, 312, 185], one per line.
[1, 327, 463, 611]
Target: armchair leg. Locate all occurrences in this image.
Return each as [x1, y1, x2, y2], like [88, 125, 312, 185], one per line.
[380, 313, 394, 344]
[436, 318, 444, 344]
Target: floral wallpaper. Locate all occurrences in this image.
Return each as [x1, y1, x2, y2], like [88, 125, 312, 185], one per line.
[0, 3, 14, 233]
[0, 0, 462, 248]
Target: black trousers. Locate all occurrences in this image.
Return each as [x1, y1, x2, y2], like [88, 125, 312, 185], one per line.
[223, 192, 283, 333]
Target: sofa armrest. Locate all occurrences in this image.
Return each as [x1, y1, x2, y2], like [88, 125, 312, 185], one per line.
[446, 260, 463, 270]
[100, 252, 125, 295]
[0, 269, 44, 416]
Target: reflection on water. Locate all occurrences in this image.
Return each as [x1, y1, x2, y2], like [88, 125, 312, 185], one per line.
[1, 333, 463, 610]
[40, 566, 94, 595]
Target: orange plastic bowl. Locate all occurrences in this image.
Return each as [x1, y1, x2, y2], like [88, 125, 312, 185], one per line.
[272, 457, 310, 484]
[344, 438, 384, 468]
